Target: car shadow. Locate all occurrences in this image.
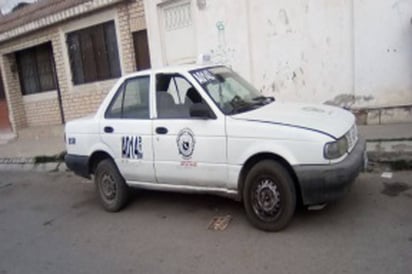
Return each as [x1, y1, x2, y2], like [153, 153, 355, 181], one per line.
[129, 189, 243, 215]
[121, 183, 366, 232]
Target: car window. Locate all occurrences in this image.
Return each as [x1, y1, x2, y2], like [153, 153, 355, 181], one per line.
[167, 76, 192, 104]
[156, 74, 207, 119]
[105, 76, 150, 119]
[106, 83, 124, 119]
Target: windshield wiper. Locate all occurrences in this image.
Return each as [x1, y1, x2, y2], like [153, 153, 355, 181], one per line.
[252, 96, 275, 104]
[229, 95, 274, 115]
[228, 96, 252, 114]
[229, 104, 259, 115]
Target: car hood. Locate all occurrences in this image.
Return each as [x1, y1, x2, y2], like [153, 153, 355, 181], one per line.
[232, 102, 355, 138]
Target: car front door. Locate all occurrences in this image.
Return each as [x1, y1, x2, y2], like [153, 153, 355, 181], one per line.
[100, 75, 155, 183]
[152, 73, 227, 188]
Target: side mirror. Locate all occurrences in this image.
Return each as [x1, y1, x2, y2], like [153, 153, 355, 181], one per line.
[189, 103, 216, 119]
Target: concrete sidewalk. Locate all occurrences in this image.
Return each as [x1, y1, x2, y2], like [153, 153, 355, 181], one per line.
[0, 125, 65, 159]
[0, 122, 411, 171]
[0, 125, 65, 173]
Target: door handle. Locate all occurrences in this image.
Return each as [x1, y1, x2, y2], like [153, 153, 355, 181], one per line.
[156, 127, 168, 135]
[104, 126, 114, 133]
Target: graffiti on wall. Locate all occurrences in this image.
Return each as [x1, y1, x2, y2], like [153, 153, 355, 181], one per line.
[209, 21, 236, 67]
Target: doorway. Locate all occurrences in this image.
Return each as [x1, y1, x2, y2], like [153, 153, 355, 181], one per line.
[132, 29, 151, 71]
[0, 69, 11, 131]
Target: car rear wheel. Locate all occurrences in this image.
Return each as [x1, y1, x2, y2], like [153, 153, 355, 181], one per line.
[95, 159, 130, 212]
[243, 160, 296, 231]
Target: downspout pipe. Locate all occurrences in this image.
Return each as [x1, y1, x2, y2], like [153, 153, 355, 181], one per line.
[51, 50, 65, 124]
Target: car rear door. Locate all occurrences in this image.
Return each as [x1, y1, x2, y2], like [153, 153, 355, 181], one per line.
[99, 75, 155, 183]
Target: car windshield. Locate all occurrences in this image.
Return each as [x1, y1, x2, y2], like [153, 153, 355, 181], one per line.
[190, 66, 274, 115]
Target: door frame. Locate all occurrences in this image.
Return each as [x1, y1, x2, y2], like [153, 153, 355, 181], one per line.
[0, 68, 12, 131]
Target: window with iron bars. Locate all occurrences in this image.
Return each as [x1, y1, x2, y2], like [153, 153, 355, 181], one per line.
[67, 21, 121, 85]
[15, 42, 56, 95]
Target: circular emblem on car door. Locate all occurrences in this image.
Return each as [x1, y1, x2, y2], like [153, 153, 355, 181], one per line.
[177, 128, 196, 160]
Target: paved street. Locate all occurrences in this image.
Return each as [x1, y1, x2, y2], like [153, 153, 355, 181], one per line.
[0, 170, 411, 274]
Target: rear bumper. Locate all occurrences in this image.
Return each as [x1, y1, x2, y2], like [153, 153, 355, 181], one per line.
[294, 137, 367, 205]
[65, 154, 91, 179]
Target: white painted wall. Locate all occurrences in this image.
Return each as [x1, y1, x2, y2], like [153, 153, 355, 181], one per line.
[247, 0, 353, 104]
[354, 0, 412, 108]
[143, 0, 252, 79]
[144, 0, 412, 109]
[194, 0, 252, 80]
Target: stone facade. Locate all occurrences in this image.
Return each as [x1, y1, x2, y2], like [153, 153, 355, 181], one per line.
[0, 0, 148, 132]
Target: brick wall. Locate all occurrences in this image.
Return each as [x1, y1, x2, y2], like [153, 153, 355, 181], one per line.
[118, 0, 147, 74]
[127, 0, 147, 34]
[61, 0, 147, 121]
[60, 1, 145, 121]
[24, 97, 61, 126]
[0, 26, 63, 127]
[0, 0, 147, 131]
[117, 5, 135, 74]
[62, 80, 117, 121]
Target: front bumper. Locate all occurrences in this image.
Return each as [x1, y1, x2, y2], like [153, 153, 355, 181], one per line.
[294, 137, 366, 205]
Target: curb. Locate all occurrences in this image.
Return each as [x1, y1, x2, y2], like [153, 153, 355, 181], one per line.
[0, 151, 67, 173]
[365, 139, 412, 170]
[0, 161, 67, 173]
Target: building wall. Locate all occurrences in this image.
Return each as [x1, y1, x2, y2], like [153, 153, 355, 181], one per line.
[126, 0, 147, 34]
[145, 0, 353, 103]
[57, 8, 124, 122]
[248, 0, 353, 105]
[144, 0, 412, 115]
[353, 0, 412, 108]
[0, 27, 61, 129]
[23, 95, 61, 126]
[0, 54, 27, 130]
[0, 0, 147, 130]
[195, 0, 252, 81]
[60, 0, 147, 122]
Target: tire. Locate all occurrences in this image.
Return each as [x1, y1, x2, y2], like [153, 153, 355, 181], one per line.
[243, 160, 296, 231]
[95, 159, 130, 212]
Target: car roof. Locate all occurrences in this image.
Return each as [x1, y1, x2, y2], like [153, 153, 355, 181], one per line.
[122, 64, 223, 79]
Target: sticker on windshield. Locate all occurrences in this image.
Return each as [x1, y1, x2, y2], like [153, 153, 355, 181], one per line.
[122, 136, 143, 159]
[192, 70, 216, 84]
[176, 128, 196, 160]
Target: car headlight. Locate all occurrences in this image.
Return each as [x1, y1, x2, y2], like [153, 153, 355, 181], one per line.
[324, 137, 348, 159]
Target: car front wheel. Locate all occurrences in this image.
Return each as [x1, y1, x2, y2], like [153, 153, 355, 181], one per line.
[243, 160, 296, 231]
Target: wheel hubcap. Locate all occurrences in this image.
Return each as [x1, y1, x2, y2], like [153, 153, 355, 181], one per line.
[252, 178, 281, 221]
[101, 173, 116, 200]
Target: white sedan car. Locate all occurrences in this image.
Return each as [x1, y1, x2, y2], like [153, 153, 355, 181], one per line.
[65, 65, 366, 231]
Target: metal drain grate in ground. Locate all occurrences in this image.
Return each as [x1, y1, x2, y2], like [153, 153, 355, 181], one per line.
[208, 215, 232, 231]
